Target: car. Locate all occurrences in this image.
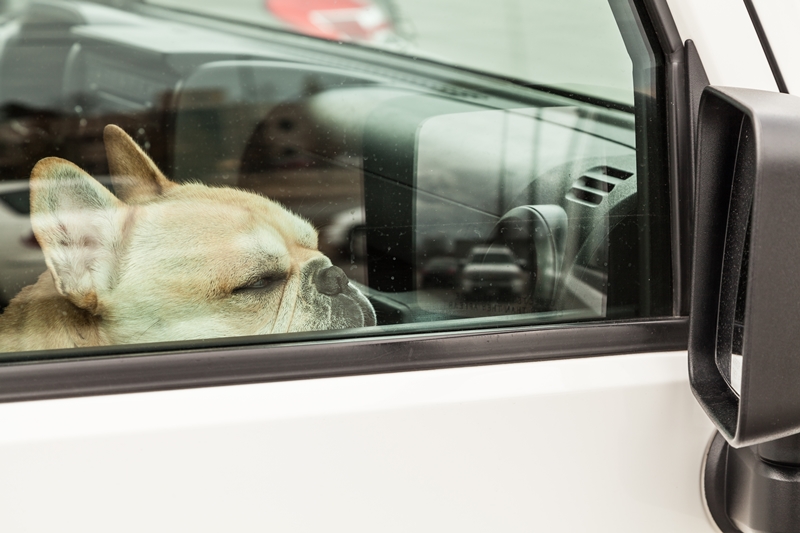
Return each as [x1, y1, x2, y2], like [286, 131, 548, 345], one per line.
[264, 0, 403, 45]
[0, 0, 798, 531]
[418, 255, 459, 288]
[458, 245, 527, 300]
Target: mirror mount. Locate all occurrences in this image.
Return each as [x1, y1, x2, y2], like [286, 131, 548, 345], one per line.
[691, 86, 800, 533]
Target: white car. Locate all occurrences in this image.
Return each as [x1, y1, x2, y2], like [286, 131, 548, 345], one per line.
[459, 245, 527, 300]
[0, 0, 798, 532]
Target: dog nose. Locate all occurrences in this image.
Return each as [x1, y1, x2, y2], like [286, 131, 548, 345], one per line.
[314, 265, 349, 296]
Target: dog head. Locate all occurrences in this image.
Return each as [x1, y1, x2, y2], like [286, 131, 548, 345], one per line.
[29, 125, 375, 345]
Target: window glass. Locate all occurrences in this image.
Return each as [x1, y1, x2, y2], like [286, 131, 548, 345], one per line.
[148, 0, 635, 106]
[0, 0, 669, 356]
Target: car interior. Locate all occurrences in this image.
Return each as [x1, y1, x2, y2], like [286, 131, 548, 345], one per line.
[0, 0, 670, 354]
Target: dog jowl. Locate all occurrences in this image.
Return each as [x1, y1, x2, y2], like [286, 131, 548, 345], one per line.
[0, 125, 375, 352]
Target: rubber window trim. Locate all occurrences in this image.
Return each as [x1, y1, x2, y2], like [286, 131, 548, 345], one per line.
[0, 318, 688, 403]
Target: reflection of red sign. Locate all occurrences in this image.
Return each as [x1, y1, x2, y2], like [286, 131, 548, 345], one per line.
[266, 0, 392, 42]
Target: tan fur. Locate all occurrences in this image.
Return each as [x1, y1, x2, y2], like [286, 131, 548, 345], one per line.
[0, 125, 374, 353]
[0, 272, 107, 351]
[104, 125, 176, 203]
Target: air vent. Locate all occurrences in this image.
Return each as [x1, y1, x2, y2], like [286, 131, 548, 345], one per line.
[566, 166, 633, 207]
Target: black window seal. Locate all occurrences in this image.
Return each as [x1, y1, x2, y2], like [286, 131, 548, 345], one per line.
[640, 0, 709, 316]
[0, 318, 688, 403]
[638, 0, 686, 317]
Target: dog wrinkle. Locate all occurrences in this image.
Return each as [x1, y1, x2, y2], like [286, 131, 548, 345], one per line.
[270, 275, 295, 334]
[129, 317, 163, 344]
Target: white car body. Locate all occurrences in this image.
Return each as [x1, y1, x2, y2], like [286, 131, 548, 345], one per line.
[0, 0, 795, 531]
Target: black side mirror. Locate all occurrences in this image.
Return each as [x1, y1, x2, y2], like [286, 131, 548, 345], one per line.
[690, 86, 800, 446]
[691, 86, 800, 533]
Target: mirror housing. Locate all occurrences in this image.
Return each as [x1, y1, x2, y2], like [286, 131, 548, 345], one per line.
[690, 86, 800, 448]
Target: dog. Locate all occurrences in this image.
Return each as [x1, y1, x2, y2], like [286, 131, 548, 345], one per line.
[0, 125, 375, 352]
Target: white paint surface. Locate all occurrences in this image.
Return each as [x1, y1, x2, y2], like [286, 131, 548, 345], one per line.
[0, 351, 715, 532]
[666, 0, 778, 91]
[749, 0, 800, 94]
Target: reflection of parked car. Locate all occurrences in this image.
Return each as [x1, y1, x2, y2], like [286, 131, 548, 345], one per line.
[459, 245, 527, 300]
[266, 0, 400, 44]
[0, 180, 44, 306]
[419, 256, 459, 288]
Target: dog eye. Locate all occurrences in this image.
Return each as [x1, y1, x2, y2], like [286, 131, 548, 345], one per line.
[233, 275, 284, 294]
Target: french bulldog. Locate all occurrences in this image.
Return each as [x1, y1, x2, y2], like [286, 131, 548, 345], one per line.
[0, 125, 375, 352]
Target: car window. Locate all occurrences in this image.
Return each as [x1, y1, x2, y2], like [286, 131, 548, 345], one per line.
[148, 0, 635, 107]
[0, 0, 668, 357]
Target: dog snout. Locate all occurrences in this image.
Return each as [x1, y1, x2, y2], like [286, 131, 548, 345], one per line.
[314, 265, 349, 296]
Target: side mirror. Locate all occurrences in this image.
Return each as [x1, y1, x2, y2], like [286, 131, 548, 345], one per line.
[690, 86, 800, 533]
[690, 86, 800, 447]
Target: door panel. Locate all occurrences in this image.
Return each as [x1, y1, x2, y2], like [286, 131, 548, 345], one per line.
[0, 2, 714, 530]
[0, 351, 714, 532]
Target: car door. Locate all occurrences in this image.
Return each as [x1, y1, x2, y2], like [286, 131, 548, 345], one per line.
[0, 0, 780, 531]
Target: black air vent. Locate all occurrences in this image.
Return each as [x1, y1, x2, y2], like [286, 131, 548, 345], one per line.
[566, 166, 633, 207]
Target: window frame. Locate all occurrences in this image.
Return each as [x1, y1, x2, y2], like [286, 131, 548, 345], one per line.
[0, 0, 701, 403]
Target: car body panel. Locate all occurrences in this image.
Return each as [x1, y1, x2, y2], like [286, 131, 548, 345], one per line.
[666, 0, 777, 91]
[748, 0, 800, 94]
[0, 351, 715, 532]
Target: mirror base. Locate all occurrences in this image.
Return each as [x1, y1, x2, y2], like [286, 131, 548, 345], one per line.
[705, 431, 800, 533]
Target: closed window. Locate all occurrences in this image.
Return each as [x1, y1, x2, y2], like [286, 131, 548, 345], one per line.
[0, 0, 669, 357]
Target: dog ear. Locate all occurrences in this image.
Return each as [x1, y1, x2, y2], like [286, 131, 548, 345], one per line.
[30, 157, 125, 314]
[103, 124, 176, 203]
